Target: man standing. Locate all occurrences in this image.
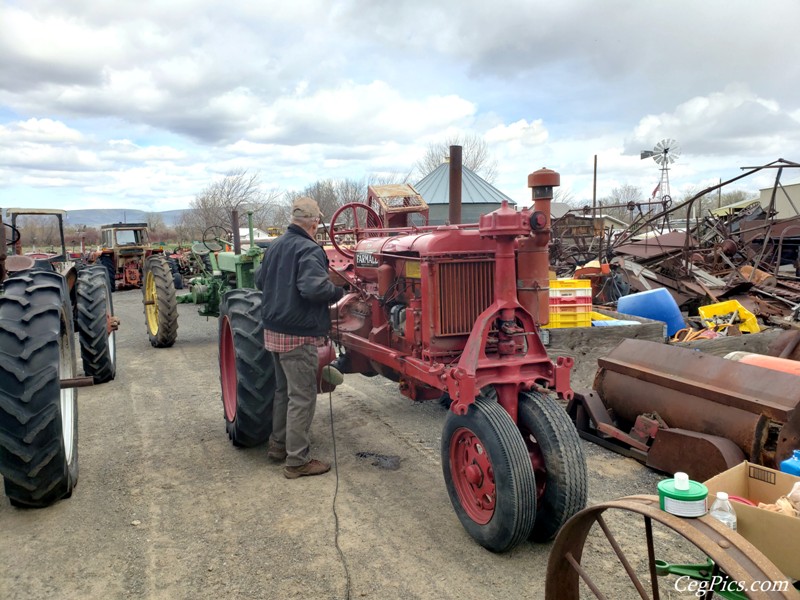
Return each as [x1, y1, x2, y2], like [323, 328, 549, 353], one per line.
[257, 196, 344, 479]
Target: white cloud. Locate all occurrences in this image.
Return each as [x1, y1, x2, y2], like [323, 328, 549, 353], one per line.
[0, 0, 798, 213]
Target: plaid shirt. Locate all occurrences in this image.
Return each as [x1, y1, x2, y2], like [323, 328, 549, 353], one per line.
[263, 329, 326, 353]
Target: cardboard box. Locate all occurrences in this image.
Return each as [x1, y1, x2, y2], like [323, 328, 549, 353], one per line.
[704, 461, 800, 580]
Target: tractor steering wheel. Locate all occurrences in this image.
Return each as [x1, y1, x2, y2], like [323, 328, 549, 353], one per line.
[202, 225, 231, 253]
[329, 202, 384, 259]
[4, 222, 21, 247]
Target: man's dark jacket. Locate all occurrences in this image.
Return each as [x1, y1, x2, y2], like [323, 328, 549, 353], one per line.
[258, 224, 344, 337]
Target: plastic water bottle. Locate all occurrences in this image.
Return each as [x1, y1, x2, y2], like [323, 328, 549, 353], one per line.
[708, 491, 737, 531]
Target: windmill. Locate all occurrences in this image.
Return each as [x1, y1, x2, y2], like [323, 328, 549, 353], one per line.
[640, 138, 681, 208]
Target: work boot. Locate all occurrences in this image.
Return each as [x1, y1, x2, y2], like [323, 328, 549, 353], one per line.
[321, 364, 344, 386]
[267, 441, 287, 462]
[283, 459, 331, 479]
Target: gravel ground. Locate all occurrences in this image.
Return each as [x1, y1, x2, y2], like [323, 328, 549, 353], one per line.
[0, 288, 747, 600]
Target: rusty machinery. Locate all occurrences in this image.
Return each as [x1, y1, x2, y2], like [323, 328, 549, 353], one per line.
[89, 222, 164, 291]
[322, 168, 588, 552]
[569, 338, 800, 483]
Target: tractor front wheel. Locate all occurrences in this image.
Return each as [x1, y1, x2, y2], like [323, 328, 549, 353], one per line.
[518, 391, 588, 542]
[76, 265, 117, 383]
[143, 255, 178, 348]
[0, 271, 79, 507]
[218, 290, 275, 447]
[441, 395, 536, 552]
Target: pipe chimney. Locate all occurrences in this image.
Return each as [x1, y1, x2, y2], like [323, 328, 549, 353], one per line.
[448, 145, 462, 225]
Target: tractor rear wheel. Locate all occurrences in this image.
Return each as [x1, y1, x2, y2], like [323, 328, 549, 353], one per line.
[143, 255, 178, 348]
[99, 254, 116, 292]
[0, 270, 79, 507]
[441, 395, 536, 552]
[76, 265, 117, 383]
[519, 391, 588, 542]
[218, 289, 275, 447]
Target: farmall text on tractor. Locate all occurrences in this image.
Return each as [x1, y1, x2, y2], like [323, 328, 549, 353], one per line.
[217, 168, 588, 552]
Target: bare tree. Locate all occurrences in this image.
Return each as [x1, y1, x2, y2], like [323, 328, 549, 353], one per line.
[181, 169, 282, 240]
[554, 187, 577, 206]
[146, 212, 166, 242]
[598, 184, 645, 224]
[412, 133, 498, 183]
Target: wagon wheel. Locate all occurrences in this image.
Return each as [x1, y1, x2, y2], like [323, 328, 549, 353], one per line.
[218, 289, 275, 447]
[202, 225, 231, 253]
[329, 202, 383, 259]
[441, 395, 536, 552]
[545, 495, 794, 599]
[518, 391, 587, 541]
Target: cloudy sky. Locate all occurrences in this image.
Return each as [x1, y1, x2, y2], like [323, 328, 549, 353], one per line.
[1, 0, 799, 214]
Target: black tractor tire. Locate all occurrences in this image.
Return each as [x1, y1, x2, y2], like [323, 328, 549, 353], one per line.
[441, 395, 536, 552]
[98, 254, 116, 293]
[167, 258, 184, 290]
[518, 391, 588, 542]
[143, 255, 178, 348]
[218, 289, 275, 447]
[76, 265, 117, 384]
[0, 270, 79, 507]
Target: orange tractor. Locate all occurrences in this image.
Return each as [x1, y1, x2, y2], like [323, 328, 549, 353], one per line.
[89, 222, 164, 291]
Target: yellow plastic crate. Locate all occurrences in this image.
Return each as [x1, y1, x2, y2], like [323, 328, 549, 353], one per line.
[543, 311, 593, 329]
[697, 300, 760, 334]
[550, 278, 592, 290]
[550, 304, 592, 314]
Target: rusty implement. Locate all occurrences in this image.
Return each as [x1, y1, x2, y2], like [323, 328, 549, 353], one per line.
[569, 338, 800, 481]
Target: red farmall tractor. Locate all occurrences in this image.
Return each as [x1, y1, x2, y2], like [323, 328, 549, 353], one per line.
[218, 170, 587, 552]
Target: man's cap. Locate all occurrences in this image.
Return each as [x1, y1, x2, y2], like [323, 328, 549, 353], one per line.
[292, 196, 322, 219]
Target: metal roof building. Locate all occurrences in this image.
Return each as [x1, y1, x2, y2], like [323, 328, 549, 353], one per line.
[414, 160, 516, 225]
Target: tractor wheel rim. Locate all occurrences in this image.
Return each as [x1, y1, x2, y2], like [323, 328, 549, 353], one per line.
[145, 271, 159, 334]
[450, 427, 495, 525]
[59, 322, 75, 463]
[220, 317, 237, 421]
[522, 427, 547, 500]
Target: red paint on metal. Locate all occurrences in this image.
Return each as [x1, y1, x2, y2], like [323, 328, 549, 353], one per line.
[219, 316, 237, 422]
[449, 427, 495, 524]
[329, 169, 572, 417]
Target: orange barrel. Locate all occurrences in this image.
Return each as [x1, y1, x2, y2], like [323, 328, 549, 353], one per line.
[724, 351, 800, 376]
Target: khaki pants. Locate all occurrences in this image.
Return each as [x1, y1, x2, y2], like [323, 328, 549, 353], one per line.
[269, 344, 318, 467]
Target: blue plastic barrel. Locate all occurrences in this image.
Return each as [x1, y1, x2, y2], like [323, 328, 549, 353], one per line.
[617, 288, 685, 336]
[780, 450, 800, 476]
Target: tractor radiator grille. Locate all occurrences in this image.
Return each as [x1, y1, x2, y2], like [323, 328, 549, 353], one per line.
[437, 260, 494, 336]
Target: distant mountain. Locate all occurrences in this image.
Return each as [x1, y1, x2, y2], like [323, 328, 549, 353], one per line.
[65, 209, 187, 228]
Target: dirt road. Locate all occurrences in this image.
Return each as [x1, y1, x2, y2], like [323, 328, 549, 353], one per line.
[1, 289, 664, 599]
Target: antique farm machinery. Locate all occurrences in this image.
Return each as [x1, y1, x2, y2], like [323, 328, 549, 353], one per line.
[545, 495, 796, 599]
[0, 208, 117, 507]
[217, 169, 588, 552]
[89, 222, 165, 291]
[142, 214, 264, 349]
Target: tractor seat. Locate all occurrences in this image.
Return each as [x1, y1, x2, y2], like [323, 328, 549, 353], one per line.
[6, 255, 36, 273]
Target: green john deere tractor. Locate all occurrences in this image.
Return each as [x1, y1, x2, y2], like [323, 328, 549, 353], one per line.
[142, 212, 265, 347]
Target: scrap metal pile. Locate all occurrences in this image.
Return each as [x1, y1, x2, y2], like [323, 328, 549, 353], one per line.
[551, 158, 800, 332]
